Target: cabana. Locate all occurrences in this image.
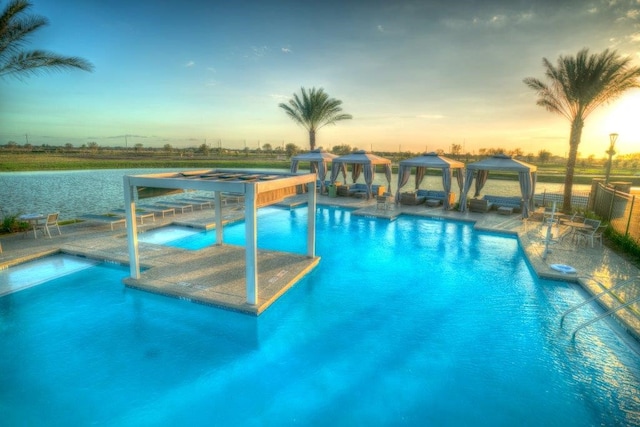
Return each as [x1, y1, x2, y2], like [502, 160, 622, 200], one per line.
[290, 148, 342, 194]
[396, 152, 465, 209]
[459, 154, 537, 218]
[329, 150, 392, 199]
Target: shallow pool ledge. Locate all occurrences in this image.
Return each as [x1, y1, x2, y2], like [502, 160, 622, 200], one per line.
[123, 244, 320, 315]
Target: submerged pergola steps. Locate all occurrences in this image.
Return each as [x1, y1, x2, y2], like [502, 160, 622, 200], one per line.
[122, 169, 319, 314]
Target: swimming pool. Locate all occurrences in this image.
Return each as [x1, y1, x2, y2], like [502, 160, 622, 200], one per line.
[1, 206, 639, 426]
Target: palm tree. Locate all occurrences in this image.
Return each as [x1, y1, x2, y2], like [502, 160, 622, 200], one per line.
[523, 48, 640, 213]
[279, 87, 352, 150]
[0, 0, 94, 78]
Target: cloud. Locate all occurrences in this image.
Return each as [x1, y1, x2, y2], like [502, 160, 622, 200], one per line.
[281, 47, 292, 54]
[206, 80, 218, 87]
[207, 67, 216, 73]
[627, 9, 640, 19]
[377, 25, 384, 32]
[630, 32, 640, 42]
[250, 46, 268, 58]
[184, 61, 195, 67]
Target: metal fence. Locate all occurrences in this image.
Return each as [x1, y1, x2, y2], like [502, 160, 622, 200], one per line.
[533, 190, 591, 210]
[591, 182, 640, 244]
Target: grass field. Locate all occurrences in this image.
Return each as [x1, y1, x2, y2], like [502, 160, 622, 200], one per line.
[2, 151, 639, 185]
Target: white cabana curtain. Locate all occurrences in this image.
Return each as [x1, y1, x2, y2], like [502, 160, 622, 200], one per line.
[352, 163, 363, 183]
[441, 167, 452, 209]
[383, 165, 392, 190]
[329, 162, 348, 184]
[517, 171, 537, 218]
[414, 167, 426, 189]
[459, 169, 475, 212]
[474, 170, 489, 197]
[395, 165, 412, 202]
[456, 169, 464, 192]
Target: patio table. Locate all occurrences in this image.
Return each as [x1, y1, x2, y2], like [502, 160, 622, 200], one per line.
[18, 213, 46, 239]
[561, 221, 593, 242]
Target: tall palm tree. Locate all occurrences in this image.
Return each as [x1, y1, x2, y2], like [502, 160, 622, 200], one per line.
[279, 87, 352, 150]
[523, 48, 640, 213]
[0, 0, 94, 78]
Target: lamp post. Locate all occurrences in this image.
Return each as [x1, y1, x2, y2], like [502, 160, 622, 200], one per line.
[604, 133, 618, 185]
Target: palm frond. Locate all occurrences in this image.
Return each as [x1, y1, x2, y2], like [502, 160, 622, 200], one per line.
[0, 0, 93, 79]
[0, 50, 94, 77]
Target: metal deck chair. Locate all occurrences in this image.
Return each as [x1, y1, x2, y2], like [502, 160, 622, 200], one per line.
[574, 219, 602, 248]
[37, 212, 61, 238]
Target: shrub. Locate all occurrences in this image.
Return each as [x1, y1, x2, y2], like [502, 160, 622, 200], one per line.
[1, 215, 29, 233]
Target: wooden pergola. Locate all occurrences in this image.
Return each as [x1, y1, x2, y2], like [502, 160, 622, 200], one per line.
[122, 169, 317, 306]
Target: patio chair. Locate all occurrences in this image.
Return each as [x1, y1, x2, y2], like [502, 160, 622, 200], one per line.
[37, 212, 61, 238]
[559, 212, 583, 224]
[574, 219, 603, 248]
[376, 193, 394, 211]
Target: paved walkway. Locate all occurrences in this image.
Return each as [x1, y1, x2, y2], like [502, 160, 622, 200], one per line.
[1, 194, 639, 336]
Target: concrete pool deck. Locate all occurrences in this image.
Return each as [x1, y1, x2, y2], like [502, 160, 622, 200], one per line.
[1, 194, 639, 333]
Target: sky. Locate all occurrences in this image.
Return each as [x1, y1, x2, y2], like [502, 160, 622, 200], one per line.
[2, 0, 640, 157]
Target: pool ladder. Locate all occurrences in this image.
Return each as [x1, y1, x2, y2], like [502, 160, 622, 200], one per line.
[560, 275, 640, 339]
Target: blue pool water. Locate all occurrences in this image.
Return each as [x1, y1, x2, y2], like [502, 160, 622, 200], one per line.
[1, 206, 639, 426]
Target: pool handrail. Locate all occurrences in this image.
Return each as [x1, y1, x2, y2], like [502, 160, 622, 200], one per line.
[571, 296, 640, 339]
[559, 275, 639, 328]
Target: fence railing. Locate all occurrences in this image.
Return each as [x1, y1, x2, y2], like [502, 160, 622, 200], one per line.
[591, 181, 639, 244]
[533, 190, 591, 210]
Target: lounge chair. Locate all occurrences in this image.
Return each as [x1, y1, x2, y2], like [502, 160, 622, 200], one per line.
[109, 209, 156, 224]
[136, 205, 176, 218]
[79, 214, 126, 230]
[154, 202, 193, 213]
[177, 198, 212, 210]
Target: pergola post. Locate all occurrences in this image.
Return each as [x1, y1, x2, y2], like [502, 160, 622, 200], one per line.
[245, 184, 258, 305]
[307, 182, 316, 258]
[123, 176, 140, 279]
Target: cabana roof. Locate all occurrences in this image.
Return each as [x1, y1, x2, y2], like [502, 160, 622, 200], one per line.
[399, 152, 464, 169]
[466, 154, 537, 172]
[290, 148, 338, 164]
[332, 150, 391, 165]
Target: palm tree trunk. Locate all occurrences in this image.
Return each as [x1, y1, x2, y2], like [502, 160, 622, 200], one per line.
[309, 130, 316, 151]
[563, 117, 584, 213]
